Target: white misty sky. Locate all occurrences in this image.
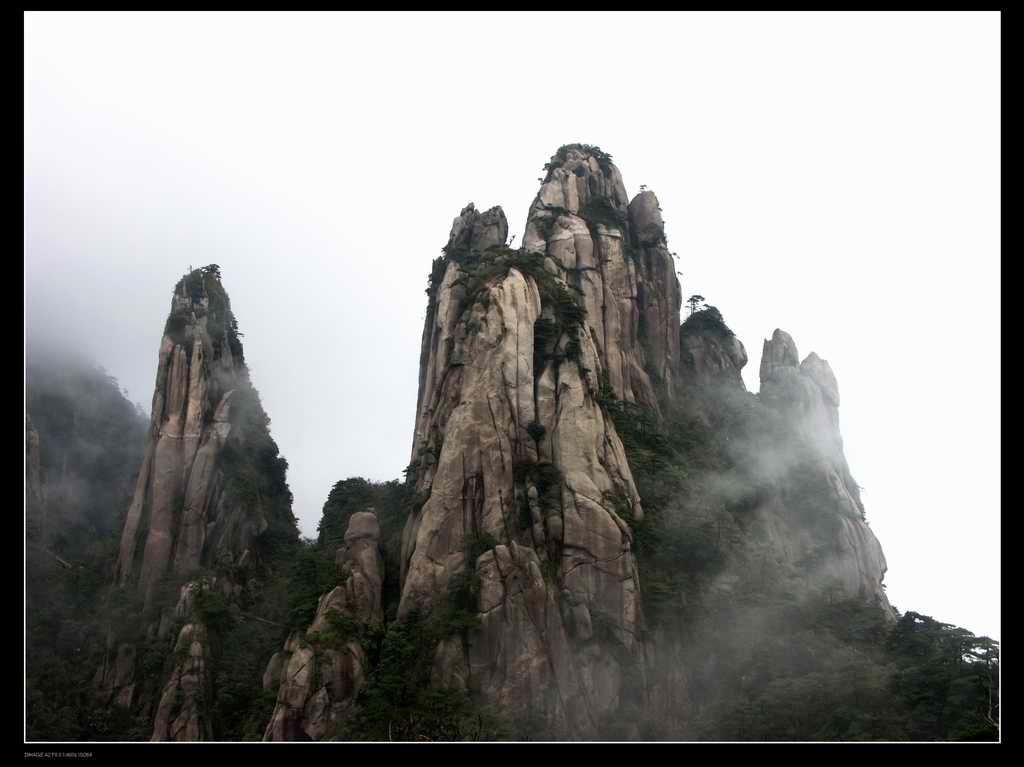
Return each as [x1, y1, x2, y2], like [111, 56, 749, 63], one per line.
[25, 11, 1000, 641]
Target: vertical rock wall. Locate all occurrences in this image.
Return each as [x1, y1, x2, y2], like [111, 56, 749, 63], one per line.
[400, 149, 671, 737]
[522, 146, 682, 413]
[114, 276, 257, 605]
[101, 267, 296, 741]
[757, 329, 893, 613]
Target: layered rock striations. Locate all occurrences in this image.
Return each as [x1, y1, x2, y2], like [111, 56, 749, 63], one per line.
[98, 265, 297, 740]
[398, 145, 693, 738]
[115, 268, 251, 602]
[394, 144, 896, 739]
[522, 146, 682, 413]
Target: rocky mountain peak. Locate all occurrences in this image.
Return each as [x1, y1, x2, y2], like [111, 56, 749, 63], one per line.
[263, 508, 383, 741]
[679, 307, 748, 389]
[800, 351, 840, 407]
[628, 190, 667, 246]
[114, 266, 264, 605]
[99, 265, 297, 740]
[759, 327, 800, 384]
[521, 144, 682, 413]
[527, 144, 630, 230]
[446, 203, 509, 255]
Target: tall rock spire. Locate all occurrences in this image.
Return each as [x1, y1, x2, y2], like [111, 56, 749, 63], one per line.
[399, 147, 675, 737]
[25, 414, 45, 538]
[523, 144, 682, 413]
[758, 329, 892, 614]
[114, 266, 289, 605]
[102, 265, 297, 741]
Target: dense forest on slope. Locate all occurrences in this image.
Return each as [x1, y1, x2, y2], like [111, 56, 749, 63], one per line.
[25, 355, 148, 739]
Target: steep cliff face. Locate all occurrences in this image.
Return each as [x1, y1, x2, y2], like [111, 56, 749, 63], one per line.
[755, 329, 892, 612]
[655, 314, 891, 615]
[263, 511, 383, 741]
[392, 144, 899, 739]
[397, 146, 691, 738]
[679, 307, 748, 391]
[97, 266, 297, 741]
[115, 268, 256, 603]
[628, 310, 895, 737]
[522, 146, 682, 413]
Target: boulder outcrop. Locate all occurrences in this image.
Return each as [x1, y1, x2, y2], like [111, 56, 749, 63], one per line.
[679, 308, 748, 390]
[263, 510, 384, 741]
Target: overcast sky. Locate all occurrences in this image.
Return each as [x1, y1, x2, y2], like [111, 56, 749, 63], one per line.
[25, 11, 1000, 641]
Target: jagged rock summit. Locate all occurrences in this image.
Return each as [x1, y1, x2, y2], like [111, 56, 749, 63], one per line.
[398, 144, 694, 737]
[395, 144, 892, 738]
[758, 328, 892, 613]
[109, 146, 893, 742]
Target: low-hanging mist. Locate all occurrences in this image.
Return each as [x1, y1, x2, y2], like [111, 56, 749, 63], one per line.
[25, 143, 998, 742]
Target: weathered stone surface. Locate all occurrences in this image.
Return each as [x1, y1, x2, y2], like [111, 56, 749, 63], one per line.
[403, 263, 545, 600]
[523, 149, 682, 413]
[263, 652, 285, 692]
[800, 351, 840, 407]
[759, 328, 800, 384]
[447, 202, 509, 254]
[92, 642, 138, 711]
[150, 588, 213, 742]
[102, 267, 296, 742]
[627, 190, 664, 246]
[114, 273, 258, 607]
[401, 160, 655, 736]
[263, 510, 383, 741]
[679, 321, 748, 388]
